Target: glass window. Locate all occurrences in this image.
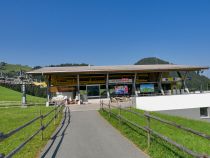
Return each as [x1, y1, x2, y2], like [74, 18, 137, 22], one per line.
[87, 85, 100, 97]
[200, 107, 209, 118]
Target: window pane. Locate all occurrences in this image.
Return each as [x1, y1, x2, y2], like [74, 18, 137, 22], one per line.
[200, 107, 208, 117]
[87, 85, 100, 97]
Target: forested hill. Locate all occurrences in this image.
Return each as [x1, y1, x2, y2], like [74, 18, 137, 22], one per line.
[0, 62, 89, 77]
[0, 62, 32, 77]
[135, 57, 210, 91]
[135, 57, 170, 65]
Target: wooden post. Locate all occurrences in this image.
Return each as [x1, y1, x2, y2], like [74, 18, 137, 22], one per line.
[119, 104, 121, 125]
[57, 106, 60, 120]
[108, 101, 111, 119]
[133, 73, 138, 96]
[47, 75, 51, 104]
[106, 73, 110, 99]
[77, 74, 80, 104]
[40, 110, 43, 140]
[54, 106, 56, 125]
[145, 111, 151, 148]
[158, 73, 164, 95]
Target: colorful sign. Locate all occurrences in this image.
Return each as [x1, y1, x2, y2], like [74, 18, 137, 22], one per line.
[114, 86, 129, 95]
[140, 84, 154, 93]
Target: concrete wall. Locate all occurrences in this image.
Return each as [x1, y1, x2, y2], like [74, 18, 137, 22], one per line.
[136, 93, 210, 111]
[159, 108, 210, 122]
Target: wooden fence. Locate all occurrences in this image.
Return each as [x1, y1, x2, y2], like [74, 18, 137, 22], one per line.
[100, 100, 210, 158]
[0, 104, 64, 158]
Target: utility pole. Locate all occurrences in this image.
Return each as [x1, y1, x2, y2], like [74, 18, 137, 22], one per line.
[20, 70, 27, 106]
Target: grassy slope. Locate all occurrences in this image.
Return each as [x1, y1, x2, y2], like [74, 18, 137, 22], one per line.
[100, 108, 210, 158]
[0, 86, 45, 103]
[0, 106, 62, 158]
[0, 86, 62, 158]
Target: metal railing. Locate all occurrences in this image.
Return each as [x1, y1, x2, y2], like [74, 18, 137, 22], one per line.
[100, 100, 210, 158]
[0, 104, 64, 158]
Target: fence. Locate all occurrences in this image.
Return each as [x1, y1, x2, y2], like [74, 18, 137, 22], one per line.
[0, 104, 64, 158]
[0, 101, 46, 108]
[100, 100, 210, 158]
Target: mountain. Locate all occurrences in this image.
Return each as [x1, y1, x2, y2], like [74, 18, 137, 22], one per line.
[135, 57, 210, 91]
[135, 57, 170, 65]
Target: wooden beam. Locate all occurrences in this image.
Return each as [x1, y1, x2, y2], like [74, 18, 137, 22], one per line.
[106, 73, 110, 98]
[77, 74, 80, 104]
[47, 75, 51, 103]
[133, 73, 138, 96]
[158, 73, 165, 95]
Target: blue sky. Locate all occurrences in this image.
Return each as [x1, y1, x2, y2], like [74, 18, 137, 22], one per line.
[0, 0, 209, 77]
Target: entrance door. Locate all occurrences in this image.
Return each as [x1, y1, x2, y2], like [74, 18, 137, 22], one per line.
[86, 85, 100, 98]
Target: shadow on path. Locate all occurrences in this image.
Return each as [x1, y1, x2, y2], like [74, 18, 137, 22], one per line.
[41, 106, 71, 158]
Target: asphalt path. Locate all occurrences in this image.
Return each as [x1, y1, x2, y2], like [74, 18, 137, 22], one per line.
[40, 106, 149, 158]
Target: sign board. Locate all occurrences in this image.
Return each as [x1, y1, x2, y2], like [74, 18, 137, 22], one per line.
[109, 78, 132, 84]
[114, 85, 129, 95]
[162, 77, 182, 82]
[140, 84, 155, 93]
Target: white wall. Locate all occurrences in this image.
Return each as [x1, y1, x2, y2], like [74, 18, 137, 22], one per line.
[136, 93, 210, 111]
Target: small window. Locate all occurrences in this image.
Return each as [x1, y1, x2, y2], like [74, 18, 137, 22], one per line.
[200, 107, 209, 118]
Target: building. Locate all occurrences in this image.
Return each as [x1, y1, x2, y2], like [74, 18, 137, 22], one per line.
[27, 64, 210, 121]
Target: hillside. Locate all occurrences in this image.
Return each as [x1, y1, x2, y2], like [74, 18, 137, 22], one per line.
[0, 62, 89, 77]
[0, 86, 45, 103]
[0, 62, 32, 77]
[135, 57, 170, 65]
[135, 57, 210, 91]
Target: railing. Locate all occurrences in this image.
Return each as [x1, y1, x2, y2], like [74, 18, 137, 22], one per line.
[0, 104, 64, 158]
[100, 100, 210, 158]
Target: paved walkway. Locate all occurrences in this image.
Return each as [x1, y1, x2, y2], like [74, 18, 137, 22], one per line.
[40, 106, 149, 158]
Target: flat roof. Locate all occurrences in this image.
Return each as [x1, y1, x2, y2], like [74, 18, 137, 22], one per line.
[27, 64, 209, 75]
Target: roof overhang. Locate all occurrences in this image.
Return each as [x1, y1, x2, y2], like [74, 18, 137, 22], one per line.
[27, 64, 209, 75]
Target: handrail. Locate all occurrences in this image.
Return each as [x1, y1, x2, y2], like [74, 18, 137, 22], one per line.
[100, 101, 210, 158]
[144, 113, 210, 140]
[0, 104, 64, 158]
[120, 107, 210, 140]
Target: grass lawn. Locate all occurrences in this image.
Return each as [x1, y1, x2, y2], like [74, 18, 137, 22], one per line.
[0, 86, 46, 103]
[0, 105, 63, 158]
[99, 108, 210, 158]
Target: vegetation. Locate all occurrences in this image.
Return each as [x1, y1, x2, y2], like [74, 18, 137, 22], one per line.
[135, 57, 170, 65]
[0, 86, 45, 103]
[0, 61, 89, 77]
[0, 85, 62, 158]
[0, 83, 47, 99]
[135, 57, 210, 91]
[0, 106, 62, 158]
[100, 108, 210, 158]
[48, 63, 89, 67]
[0, 62, 32, 77]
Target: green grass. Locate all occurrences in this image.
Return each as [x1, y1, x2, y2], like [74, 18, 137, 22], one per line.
[0, 86, 46, 103]
[0, 106, 63, 158]
[99, 108, 210, 158]
[0, 85, 62, 158]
